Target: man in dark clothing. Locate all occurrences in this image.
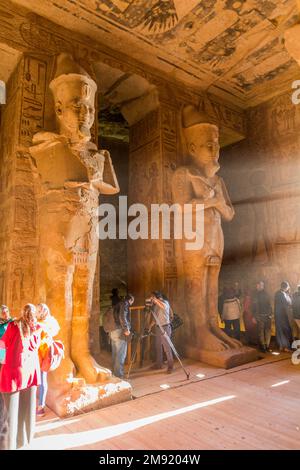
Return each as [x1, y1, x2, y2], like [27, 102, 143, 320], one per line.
[110, 288, 121, 307]
[292, 285, 300, 339]
[109, 294, 134, 379]
[252, 281, 272, 352]
[148, 291, 174, 374]
[274, 281, 293, 352]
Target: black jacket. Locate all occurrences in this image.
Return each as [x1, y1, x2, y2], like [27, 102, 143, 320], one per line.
[292, 292, 300, 320]
[252, 290, 272, 317]
[114, 300, 131, 332]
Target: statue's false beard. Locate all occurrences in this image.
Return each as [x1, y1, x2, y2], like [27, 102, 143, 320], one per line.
[205, 161, 220, 177]
[60, 123, 91, 144]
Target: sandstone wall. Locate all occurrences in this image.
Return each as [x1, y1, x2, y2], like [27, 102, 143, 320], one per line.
[99, 138, 129, 317]
[0, 1, 246, 353]
[220, 89, 300, 299]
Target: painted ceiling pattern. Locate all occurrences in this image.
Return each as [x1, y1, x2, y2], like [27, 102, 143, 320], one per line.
[12, 0, 300, 106]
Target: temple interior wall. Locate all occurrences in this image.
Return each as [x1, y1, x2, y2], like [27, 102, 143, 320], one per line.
[220, 89, 300, 300]
[1, 1, 283, 359]
[99, 137, 129, 315]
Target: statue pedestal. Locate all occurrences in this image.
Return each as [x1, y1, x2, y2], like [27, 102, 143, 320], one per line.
[46, 377, 132, 418]
[185, 346, 259, 369]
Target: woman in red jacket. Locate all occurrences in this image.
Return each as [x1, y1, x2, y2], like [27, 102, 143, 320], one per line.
[0, 303, 41, 450]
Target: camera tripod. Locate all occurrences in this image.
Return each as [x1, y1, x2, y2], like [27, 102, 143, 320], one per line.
[126, 306, 190, 380]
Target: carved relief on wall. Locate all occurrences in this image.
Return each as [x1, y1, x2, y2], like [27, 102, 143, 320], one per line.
[35, 0, 297, 104]
[130, 108, 160, 153]
[248, 170, 274, 265]
[19, 55, 47, 146]
[9, 256, 35, 313]
[221, 88, 300, 296]
[128, 107, 164, 300]
[161, 106, 178, 299]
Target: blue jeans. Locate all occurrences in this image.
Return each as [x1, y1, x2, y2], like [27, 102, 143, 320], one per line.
[110, 328, 127, 379]
[38, 371, 48, 407]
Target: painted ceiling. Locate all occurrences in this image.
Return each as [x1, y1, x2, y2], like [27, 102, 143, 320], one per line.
[10, 0, 300, 107]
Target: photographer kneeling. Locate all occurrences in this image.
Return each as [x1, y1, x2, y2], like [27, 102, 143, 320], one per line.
[148, 291, 174, 374]
[110, 294, 134, 379]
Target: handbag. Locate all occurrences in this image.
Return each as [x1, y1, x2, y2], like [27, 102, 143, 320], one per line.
[171, 312, 184, 330]
[41, 340, 65, 372]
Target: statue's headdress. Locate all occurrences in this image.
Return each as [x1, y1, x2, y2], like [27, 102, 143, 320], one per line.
[49, 53, 97, 103]
[182, 102, 218, 145]
[182, 102, 216, 129]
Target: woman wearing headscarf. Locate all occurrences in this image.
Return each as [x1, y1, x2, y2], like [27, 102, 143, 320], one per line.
[36, 303, 60, 417]
[0, 303, 41, 449]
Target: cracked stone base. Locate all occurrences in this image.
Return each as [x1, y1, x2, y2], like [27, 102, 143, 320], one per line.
[185, 346, 259, 369]
[46, 377, 132, 418]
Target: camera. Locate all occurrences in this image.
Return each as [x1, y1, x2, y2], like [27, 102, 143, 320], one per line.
[145, 297, 153, 307]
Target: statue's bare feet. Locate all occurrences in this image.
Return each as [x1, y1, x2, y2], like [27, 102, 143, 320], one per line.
[73, 353, 112, 383]
[211, 326, 242, 349]
[48, 356, 75, 395]
[199, 329, 230, 351]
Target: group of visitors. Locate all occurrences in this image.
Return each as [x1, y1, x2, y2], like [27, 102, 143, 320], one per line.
[0, 303, 59, 449]
[219, 280, 300, 353]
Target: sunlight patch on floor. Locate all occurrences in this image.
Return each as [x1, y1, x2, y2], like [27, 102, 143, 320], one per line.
[31, 394, 236, 450]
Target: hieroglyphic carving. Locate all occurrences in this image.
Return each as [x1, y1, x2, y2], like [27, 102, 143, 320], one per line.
[19, 15, 74, 55]
[19, 55, 47, 146]
[0, 58, 24, 307]
[161, 106, 178, 299]
[128, 108, 163, 300]
[208, 96, 246, 136]
[130, 108, 160, 152]
[0, 1, 247, 139]
[0, 53, 49, 311]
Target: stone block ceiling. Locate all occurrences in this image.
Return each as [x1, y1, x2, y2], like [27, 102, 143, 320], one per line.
[12, 0, 300, 107]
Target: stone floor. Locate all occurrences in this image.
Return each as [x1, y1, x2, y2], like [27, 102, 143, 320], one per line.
[31, 352, 300, 450]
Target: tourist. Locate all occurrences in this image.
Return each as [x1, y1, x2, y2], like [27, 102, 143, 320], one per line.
[110, 294, 134, 379]
[110, 288, 121, 307]
[292, 285, 300, 339]
[100, 287, 122, 352]
[243, 289, 258, 346]
[252, 281, 272, 352]
[36, 303, 60, 417]
[0, 305, 13, 364]
[233, 281, 242, 299]
[148, 291, 174, 374]
[274, 281, 293, 352]
[222, 288, 241, 340]
[0, 303, 41, 449]
[218, 287, 226, 321]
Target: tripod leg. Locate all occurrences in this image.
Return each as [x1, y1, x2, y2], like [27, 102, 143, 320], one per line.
[163, 331, 190, 380]
[126, 337, 139, 379]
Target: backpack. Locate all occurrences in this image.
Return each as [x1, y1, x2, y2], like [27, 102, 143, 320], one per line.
[40, 340, 65, 372]
[102, 306, 118, 333]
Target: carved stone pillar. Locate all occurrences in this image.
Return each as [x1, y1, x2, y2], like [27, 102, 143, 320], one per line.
[0, 53, 49, 313]
[128, 101, 182, 307]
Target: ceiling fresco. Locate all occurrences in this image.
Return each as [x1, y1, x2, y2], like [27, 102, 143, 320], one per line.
[11, 0, 300, 107]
